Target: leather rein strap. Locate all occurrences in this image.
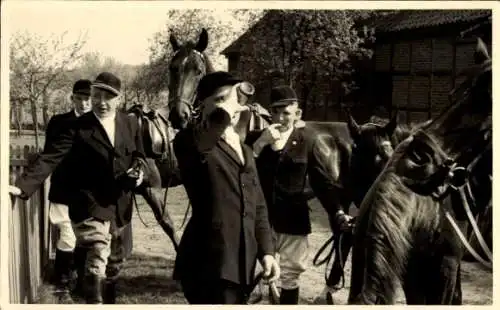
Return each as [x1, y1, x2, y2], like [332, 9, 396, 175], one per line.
[404, 130, 492, 269]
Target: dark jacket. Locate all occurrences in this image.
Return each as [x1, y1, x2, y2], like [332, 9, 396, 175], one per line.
[173, 108, 274, 286]
[246, 127, 341, 235]
[16, 111, 147, 227]
[42, 111, 78, 205]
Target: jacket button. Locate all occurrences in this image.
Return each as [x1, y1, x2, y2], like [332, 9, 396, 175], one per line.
[243, 211, 248, 217]
[242, 183, 245, 188]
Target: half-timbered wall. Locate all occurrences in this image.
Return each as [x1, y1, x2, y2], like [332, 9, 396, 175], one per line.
[374, 35, 490, 124]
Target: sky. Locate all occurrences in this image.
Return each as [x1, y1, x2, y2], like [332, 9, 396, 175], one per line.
[4, 0, 496, 67]
[5, 1, 240, 66]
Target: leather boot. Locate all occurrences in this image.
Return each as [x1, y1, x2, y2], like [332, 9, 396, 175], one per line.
[268, 285, 280, 305]
[53, 249, 74, 303]
[85, 274, 104, 304]
[103, 279, 117, 304]
[72, 247, 88, 298]
[280, 287, 299, 304]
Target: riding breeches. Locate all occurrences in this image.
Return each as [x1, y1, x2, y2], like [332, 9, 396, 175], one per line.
[49, 202, 76, 252]
[274, 233, 309, 290]
[72, 218, 112, 278]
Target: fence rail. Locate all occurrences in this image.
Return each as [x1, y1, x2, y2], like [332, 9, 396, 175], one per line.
[9, 145, 54, 304]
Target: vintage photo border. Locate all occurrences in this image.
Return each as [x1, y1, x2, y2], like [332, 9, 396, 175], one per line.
[0, 0, 498, 308]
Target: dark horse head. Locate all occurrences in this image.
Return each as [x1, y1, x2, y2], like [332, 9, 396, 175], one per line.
[167, 28, 214, 130]
[344, 112, 398, 206]
[166, 28, 271, 135]
[348, 37, 492, 305]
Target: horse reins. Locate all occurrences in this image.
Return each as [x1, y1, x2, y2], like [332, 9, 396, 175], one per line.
[405, 130, 492, 270]
[313, 217, 356, 290]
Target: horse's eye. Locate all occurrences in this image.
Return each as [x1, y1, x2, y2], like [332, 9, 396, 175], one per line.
[409, 148, 431, 166]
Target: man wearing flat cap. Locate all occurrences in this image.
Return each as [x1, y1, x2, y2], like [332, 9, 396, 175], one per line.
[173, 71, 280, 304]
[246, 85, 343, 304]
[10, 72, 149, 304]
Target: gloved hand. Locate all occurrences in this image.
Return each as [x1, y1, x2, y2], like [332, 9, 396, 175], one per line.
[334, 210, 354, 232]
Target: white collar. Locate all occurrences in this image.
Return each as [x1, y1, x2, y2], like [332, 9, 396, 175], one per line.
[93, 111, 116, 123]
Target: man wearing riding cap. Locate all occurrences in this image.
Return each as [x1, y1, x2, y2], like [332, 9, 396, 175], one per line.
[9, 71, 148, 304]
[246, 85, 352, 304]
[173, 71, 280, 304]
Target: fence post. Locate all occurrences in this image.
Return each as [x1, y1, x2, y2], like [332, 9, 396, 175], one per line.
[8, 144, 51, 303]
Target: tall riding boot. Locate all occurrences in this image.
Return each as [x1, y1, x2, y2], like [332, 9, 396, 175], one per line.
[84, 274, 104, 304]
[53, 249, 74, 303]
[280, 287, 299, 304]
[72, 246, 88, 298]
[103, 279, 117, 304]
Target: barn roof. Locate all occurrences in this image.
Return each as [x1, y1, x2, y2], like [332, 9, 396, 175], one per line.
[221, 11, 278, 55]
[365, 9, 491, 34]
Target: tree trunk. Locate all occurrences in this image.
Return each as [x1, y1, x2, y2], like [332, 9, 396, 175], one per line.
[15, 100, 24, 136]
[42, 90, 50, 129]
[30, 98, 40, 150]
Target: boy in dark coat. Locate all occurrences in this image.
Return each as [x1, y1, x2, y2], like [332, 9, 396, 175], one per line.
[246, 85, 352, 304]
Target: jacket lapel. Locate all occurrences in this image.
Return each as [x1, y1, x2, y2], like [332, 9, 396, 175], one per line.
[218, 139, 244, 166]
[278, 128, 303, 162]
[81, 113, 115, 159]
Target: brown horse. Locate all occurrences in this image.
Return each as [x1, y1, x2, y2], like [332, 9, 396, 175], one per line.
[347, 37, 492, 305]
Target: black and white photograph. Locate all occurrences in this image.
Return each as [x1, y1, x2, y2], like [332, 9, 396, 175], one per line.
[1, 0, 495, 306]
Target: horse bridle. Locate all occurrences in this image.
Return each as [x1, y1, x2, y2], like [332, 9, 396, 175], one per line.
[168, 49, 207, 122]
[402, 130, 492, 269]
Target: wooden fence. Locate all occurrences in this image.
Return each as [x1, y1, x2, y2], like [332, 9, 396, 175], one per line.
[9, 145, 54, 303]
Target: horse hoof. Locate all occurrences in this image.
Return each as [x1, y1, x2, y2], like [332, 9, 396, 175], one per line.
[326, 292, 335, 305]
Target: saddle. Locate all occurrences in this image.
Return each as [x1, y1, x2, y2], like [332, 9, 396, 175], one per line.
[128, 104, 180, 187]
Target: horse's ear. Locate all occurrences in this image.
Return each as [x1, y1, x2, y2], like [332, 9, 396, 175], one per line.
[195, 28, 209, 52]
[474, 37, 490, 64]
[347, 111, 360, 139]
[169, 29, 180, 51]
[385, 113, 398, 136]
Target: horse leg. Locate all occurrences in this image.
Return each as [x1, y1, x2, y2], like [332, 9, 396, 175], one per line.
[402, 253, 429, 304]
[452, 265, 462, 305]
[136, 186, 180, 252]
[425, 255, 461, 305]
[348, 234, 400, 304]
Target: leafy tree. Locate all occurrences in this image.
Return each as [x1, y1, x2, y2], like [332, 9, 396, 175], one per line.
[10, 30, 87, 145]
[235, 10, 379, 115]
[134, 9, 264, 110]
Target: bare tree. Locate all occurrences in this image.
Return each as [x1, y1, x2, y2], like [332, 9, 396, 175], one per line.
[10, 30, 87, 148]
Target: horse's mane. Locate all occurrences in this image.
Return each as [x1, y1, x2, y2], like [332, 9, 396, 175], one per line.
[353, 138, 440, 302]
[368, 115, 432, 147]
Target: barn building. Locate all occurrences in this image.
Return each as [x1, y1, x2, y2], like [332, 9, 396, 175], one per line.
[221, 10, 491, 123]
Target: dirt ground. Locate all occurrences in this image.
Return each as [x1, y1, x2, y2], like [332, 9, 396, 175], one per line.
[12, 130, 493, 304]
[85, 187, 492, 305]
[28, 163, 492, 304]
